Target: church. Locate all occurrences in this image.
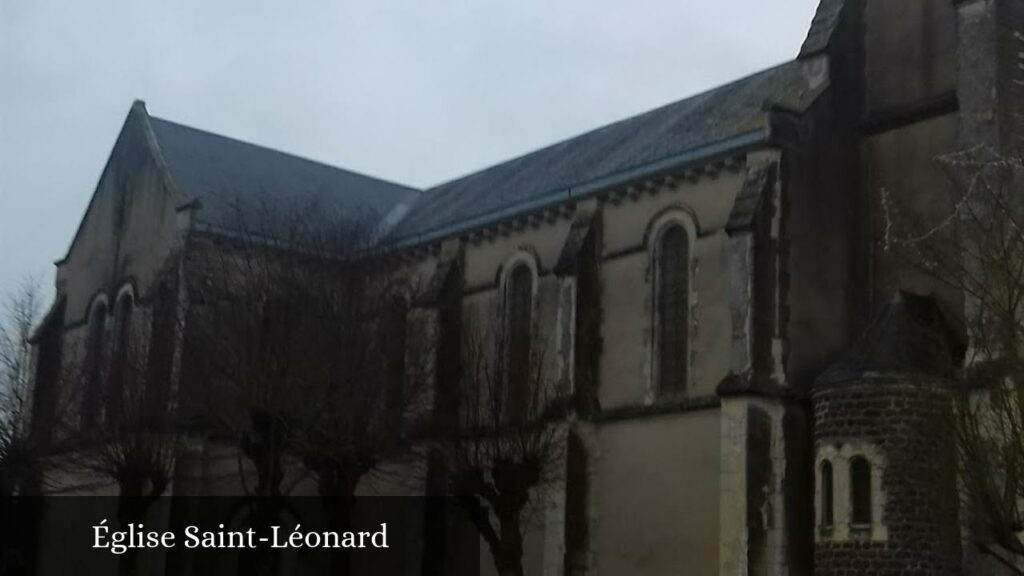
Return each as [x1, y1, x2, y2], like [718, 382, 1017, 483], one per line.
[22, 0, 1024, 574]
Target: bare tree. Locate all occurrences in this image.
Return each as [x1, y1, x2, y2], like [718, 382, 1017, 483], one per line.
[73, 336, 180, 503]
[0, 279, 48, 497]
[882, 144, 1024, 572]
[66, 275, 183, 576]
[436, 316, 569, 576]
[186, 201, 431, 575]
[189, 241, 310, 502]
[285, 256, 431, 576]
[0, 280, 46, 576]
[184, 206, 347, 576]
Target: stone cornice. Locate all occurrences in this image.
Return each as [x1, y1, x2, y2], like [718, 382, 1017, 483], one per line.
[397, 153, 748, 263]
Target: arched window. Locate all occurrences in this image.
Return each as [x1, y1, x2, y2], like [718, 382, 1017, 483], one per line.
[145, 279, 177, 424]
[850, 457, 872, 526]
[385, 296, 409, 415]
[82, 300, 108, 430]
[655, 225, 689, 394]
[109, 292, 134, 419]
[820, 461, 834, 528]
[434, 263, 462, 424]
[505, 263, 533, 422]
[112, 293, 134, 366]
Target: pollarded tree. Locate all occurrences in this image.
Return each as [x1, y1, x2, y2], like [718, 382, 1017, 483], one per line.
[68, 273, 184, 576]
[186, 199, 431, 575]
[185, 203, 361, 576]
[436, 311, 570, 576]
[285, 253, 432, 576]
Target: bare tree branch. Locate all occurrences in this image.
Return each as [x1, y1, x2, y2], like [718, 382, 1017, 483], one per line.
[881, 144, 1024, 570]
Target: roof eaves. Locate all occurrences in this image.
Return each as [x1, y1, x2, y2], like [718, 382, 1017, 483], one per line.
[388, 128, 769, 249]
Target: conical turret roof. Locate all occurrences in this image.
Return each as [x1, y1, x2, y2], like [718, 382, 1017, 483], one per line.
[816, 291, 965, 386]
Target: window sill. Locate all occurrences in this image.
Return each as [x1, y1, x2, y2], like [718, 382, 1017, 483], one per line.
[849, 524, 873, 541]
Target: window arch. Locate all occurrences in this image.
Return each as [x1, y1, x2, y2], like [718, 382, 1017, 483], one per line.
[816, 444, 887, 543]
[820, 460, 834, 528]
[850, 456, 872, 526]
[82, 298, 108, 430]
[504, 263, 534, 422]
[654, 224, 690, 395]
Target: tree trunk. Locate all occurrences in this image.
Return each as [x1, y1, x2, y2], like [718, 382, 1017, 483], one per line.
[320, 470, 360, 576]
[457, 487, 529, 576]
[116, 477, 148, 576]
[490, 510, 524, 576]
[237, 496, 284, 576]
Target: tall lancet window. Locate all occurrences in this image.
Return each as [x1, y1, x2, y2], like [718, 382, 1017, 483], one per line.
[83, 300, 108, 430]
[850, 457, 873, 526]
[505, 263, 533, 422]
[820, 460, 834, 528]
[109, 292, 134, 420]
[656, 225, 689, 394]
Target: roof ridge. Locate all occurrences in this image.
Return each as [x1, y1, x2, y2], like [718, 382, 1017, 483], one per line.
[148, 115, 421, 193]
[134, 103, 189, 207]
[423, 60, 796, 192]
[799, 0, 845, 58]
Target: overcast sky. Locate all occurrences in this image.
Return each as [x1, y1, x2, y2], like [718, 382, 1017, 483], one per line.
[0, 0, 820, 304]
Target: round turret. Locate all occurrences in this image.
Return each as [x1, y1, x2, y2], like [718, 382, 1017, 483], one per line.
[812, 292, 963, 576]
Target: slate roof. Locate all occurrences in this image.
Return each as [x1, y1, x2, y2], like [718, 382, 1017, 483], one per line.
[148, 116, 420, 237]
[387, 60, 816, 245]
[137, 57, 819, 248]
[799, 0, 845, 58]
[816, 291, 966, 386]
